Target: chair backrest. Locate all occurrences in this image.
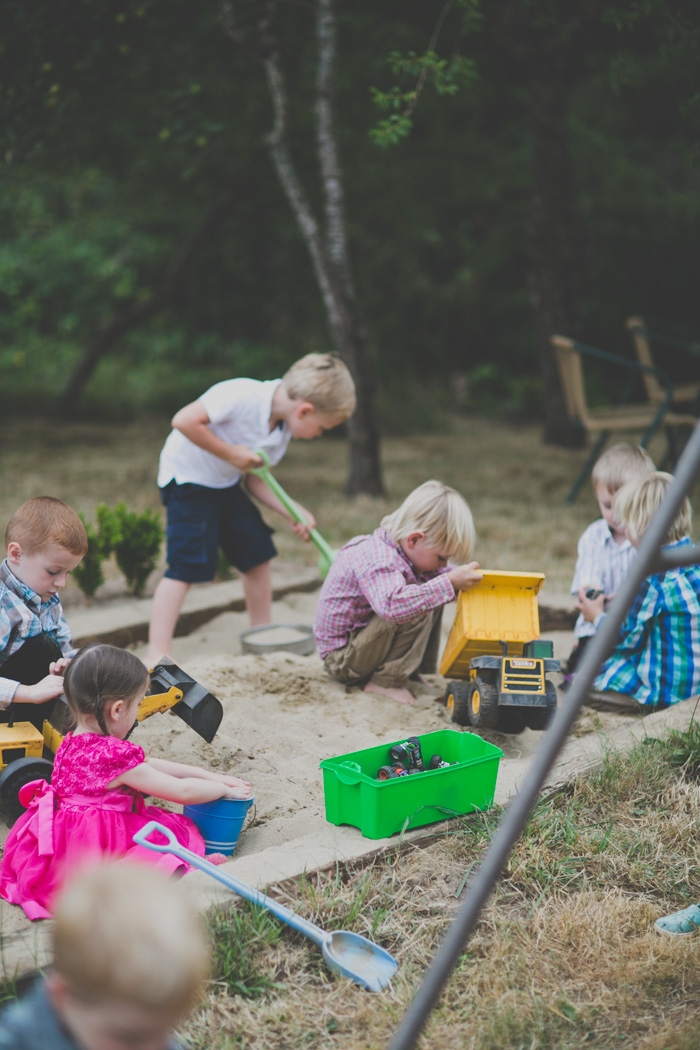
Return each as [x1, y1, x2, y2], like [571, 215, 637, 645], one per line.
[626, 316, 665, 404]
[551, 335, 589, 425]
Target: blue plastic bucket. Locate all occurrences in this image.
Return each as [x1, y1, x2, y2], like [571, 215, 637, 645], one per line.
[183, 797, 255, 856]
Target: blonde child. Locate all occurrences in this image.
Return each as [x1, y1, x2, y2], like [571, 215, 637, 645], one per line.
[0, 862, 209, 1050]
[314, 480, 483, 705]
[0, 643, 251, 920]
[579, 471, 700, 708]
[147, 353, 356, 666]
[563, 444, 655, 688]
[0, 497, 88, 729]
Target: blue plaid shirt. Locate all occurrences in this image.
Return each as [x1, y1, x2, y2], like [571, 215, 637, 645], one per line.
[594, 538, 700, 706]
[0, 559, 75, 709]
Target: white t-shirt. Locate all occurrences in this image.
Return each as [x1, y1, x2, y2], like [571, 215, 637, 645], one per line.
[157, 378, 292, 489]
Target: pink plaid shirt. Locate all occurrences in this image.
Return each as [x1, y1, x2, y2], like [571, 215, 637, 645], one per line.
[313, 527, 455, 659]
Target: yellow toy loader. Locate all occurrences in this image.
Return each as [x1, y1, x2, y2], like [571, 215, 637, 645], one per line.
[0, 659, 223, 823]
[440, 571, 560, 734]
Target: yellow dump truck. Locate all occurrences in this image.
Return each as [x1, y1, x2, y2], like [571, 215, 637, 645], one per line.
[440, 571, 559, 734]
[0, 659, 223, 822]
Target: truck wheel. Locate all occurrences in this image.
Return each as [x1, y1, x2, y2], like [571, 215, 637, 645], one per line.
[524, 681, 558, 731]
[444, 682, 472, 726]
[496, 707, 527, 734]
[0, 757, 53, 825]
[467, 677, 500, 729]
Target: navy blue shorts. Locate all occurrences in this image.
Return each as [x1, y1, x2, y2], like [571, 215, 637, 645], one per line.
[161, 481, 277, 584]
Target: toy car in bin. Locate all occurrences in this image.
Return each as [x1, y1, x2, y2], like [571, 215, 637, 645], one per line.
[0, 658, 224, 823]
[440, 570, 560, 733]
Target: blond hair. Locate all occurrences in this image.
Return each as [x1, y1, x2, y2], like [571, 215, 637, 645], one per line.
[381, 480, 476, 564]
[614, 471, 692, 545]
[5, 497, 88, 557]
[591, 443, 655, 493]
[282, 353, 356, 418]
[53, 862, 210, 1012]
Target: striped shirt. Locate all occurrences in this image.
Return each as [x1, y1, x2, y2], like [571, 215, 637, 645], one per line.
[313, 527, 455, 660]
[0, 559, 76, 709]
[594, 537, 700, 706]
[571, 518, 637, 639]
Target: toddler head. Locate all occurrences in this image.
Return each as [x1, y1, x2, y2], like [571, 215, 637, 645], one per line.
[63, 643, 149, 737]
[591, 444, 655, 540]
[47, 861, 210, 1050]
[614, 471, 692, 548]
[4, 496, 88, 601]
[381, 480, 476, 569]
[282, 353, 356, 430]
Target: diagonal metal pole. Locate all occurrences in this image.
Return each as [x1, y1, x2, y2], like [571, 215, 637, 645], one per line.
[388, 422, 700, 1050]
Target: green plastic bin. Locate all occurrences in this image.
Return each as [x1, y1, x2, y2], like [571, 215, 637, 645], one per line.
[320, 729, 503, 839]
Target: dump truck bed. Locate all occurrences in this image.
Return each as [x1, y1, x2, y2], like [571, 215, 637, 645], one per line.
[439, 570, 545, 679]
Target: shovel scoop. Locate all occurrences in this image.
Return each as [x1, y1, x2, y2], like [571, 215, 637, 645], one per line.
[248, 450, 336, 578]
[133, 821, 397, 992]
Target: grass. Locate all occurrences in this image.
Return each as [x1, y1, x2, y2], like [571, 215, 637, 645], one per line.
[181, 728, 700, 1049]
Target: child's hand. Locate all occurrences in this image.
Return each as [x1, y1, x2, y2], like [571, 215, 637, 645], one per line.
[221, 776, 253, 800]
[288, 501, 316, 540]
[447, 562, 483, 591]
[576, 587, 605, 624]
[49, 657, 70, 676]
[13, 675, 66, 704]
[226, 444, 264, 472]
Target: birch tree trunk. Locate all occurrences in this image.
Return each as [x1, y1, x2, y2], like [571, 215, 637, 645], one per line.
[222, 0, 384, 495]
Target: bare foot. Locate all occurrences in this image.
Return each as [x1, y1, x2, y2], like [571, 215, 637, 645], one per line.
[363, 680, 415, 705]
[409, 672, 434, 687]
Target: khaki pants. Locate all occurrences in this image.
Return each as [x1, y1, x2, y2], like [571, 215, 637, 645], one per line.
[324, 608, 443, 688]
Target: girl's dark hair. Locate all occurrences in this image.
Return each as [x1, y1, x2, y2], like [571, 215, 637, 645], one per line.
[63, 643, 149, 736]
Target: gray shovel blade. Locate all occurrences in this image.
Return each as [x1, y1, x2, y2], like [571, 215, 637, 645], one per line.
[322, 931, 398, 992]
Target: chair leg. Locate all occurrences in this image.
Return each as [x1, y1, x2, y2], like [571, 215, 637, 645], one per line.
[660, 425, 678, 471]
[565, 431, 609, 505]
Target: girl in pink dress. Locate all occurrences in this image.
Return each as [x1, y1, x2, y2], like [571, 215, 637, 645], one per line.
[0, 643, 251, 920]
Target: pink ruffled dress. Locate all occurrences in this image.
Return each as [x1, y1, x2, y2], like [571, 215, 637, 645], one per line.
[0, 732, 206, 920]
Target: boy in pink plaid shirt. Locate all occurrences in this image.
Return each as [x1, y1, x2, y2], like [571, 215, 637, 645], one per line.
[313, 481, 482, 705]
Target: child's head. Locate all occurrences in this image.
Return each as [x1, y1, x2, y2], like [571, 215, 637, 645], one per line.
[614, 470, 692, 547]
[591, 444, 655, 539]
[63, 643, 149, 737]
[381, 480, 476, 569]
[4, 497, 88, 601]
[281, 353, 356, 435]
[48, 861, 210, 1050]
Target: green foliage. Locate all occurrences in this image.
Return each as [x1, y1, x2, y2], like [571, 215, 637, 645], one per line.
[206, 903, 284, 999]
[112, 504, 164, 598]
[73, 504, 121, 600]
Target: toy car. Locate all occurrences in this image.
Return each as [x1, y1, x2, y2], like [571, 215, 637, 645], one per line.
[0, 659, 223, 823]
[440, 571, 559, 734]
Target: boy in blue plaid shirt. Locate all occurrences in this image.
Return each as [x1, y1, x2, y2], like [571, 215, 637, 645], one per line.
[579, 472, 700, 708]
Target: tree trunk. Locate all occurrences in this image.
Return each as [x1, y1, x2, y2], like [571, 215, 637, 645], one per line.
[58, 200, 229, 416]
[527, 76, 585, 447]
[223, 0, 384, 495]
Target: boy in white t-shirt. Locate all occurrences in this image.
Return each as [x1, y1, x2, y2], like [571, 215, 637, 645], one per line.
[562, 443, 654, 689]
[146, 354, 356, 665]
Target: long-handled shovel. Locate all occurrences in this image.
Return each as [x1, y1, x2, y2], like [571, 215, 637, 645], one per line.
[248, 450, 336, 577]
[133, 821, 398, 992]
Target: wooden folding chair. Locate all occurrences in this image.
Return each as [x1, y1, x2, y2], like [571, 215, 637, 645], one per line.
[626, 316, 700, 408]
[551, 335, 697, 503]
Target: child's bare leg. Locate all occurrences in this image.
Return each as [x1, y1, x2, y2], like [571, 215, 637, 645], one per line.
[147, 577, 191, 666]
[242, 560, 272, 626]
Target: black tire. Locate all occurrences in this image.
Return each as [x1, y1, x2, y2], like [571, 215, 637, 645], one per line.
[524, 681, 558, 731]
[443, 682, 472, 727]
[496, 707, 528, 734]
[377, 765, 400, 781]
[0, 758, 53, 825]
[468, 676, 500, 729]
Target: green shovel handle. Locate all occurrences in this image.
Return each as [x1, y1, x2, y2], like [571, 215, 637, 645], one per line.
[249, 450, 335, 566]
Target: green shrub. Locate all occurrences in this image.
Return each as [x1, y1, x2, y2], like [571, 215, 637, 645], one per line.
[112, 504, 164, 598]
[73, 504, 120, 601]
